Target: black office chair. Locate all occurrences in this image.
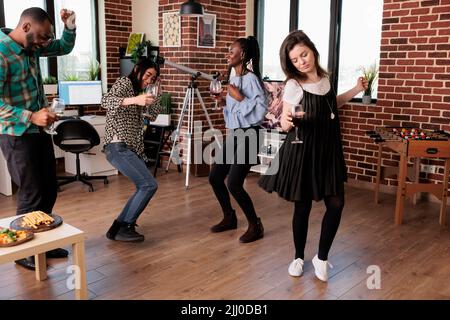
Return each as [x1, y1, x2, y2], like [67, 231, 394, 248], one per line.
[53, 119, 108, 192]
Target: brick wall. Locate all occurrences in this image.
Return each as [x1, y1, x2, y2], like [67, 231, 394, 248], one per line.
[340, 0, 450, 190]
[104, 0, 133, 88]
[158, 0, 247, 162]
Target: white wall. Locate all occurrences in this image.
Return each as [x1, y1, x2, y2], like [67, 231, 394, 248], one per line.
[132, 0, 159, 45]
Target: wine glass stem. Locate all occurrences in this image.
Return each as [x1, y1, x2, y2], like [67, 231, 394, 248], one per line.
[295, 126, 299, 141]
[214, 100, 218, 110]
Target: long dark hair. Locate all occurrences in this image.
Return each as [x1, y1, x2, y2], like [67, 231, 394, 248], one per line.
[128, 58, 160, 95]
[234, 36, 264, 85]
[279, 30, 328, 83]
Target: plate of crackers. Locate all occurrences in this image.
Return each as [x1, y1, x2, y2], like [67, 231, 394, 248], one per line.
[10, 211, 63, 233]
[0, 227, 34, 247]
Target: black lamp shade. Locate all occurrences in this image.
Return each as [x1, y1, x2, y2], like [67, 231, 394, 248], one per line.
[180, 0, 204, 16]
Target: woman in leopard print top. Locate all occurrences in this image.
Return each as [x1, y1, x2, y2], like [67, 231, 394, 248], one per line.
[102, 58, 161, 242]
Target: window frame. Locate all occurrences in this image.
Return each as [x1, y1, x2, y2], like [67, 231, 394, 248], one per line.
[0, 0, 101, 81]
[255, 0, 379, 103]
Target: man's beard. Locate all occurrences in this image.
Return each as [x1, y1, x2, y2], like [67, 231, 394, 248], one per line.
[24, 33, 35, 56]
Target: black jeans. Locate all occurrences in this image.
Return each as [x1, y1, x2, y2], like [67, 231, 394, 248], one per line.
[0, 132, 57, 215]
[209, 126, 261, 224]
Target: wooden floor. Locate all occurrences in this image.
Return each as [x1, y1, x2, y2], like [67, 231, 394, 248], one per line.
[0, 170, 449, 300]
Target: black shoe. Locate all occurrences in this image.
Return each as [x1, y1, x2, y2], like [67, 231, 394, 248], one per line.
[239, 218, 264, 243]
[115, 223, 145, 242]
[106, 219, 122, 240]
[210, 210, 237, 233]
[46, 248, 69, 259]
[15, 257, 36, 270]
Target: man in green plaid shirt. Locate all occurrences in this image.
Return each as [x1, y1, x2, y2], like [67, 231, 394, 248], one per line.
[0, 7, 76, 270]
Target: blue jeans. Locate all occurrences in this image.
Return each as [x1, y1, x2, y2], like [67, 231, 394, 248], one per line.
[104, 142, 158, 224]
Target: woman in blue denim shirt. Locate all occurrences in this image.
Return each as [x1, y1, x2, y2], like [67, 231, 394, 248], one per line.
[102, 58, 161, 242]
[209, 36, 268, 243]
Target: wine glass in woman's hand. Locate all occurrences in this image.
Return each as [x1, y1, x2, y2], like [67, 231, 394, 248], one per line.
[210, 78, 223, 110]
[291, 104, 305, 144]
[143, 79, 160, 117]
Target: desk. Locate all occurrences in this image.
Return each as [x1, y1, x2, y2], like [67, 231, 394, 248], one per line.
[368, 127, 450, 226]
[0, 215, 87, 299]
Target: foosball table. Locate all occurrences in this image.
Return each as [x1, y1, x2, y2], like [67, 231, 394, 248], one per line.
[366, 127, 450, 226]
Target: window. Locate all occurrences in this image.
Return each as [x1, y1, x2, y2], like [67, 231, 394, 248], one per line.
[258, 0, 290, 81]
[54, 0, 97, 81]
[256, 0, 383, 100]
[298, 0, 330, 73]
[3, 0, 45, 26]
[1, 0, 99, 82]
[338, 0, 382, 97]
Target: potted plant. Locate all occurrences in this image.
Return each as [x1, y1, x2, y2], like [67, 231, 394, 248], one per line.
[361, 63, 378, 104]
[88, 59, 100, 81]
[159, 92, 172, 125]
[43, 76, 58, 95]
[131, 40, 151, 64]
[63, 73, 80, 81]
[151, 92, 172, 126]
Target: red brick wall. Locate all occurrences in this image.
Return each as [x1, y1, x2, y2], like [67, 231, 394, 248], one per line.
[340, 0, 450, 189]
[158, 0, 247, 161]
[104, 0, 133, 87]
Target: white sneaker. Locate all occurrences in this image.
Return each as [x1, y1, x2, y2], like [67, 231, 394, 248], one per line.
[312, 254, 333, 282]
[288, 258, 304, 277]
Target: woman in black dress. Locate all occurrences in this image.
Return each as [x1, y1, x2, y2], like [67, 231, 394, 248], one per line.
[259, 30, 368, 282]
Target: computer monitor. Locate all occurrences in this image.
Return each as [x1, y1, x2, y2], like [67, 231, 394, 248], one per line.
[58, 81, 102, 105]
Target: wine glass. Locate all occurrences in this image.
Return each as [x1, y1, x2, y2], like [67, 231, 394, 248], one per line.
[210, 79, 222, 110]
[143, 79, 160, 117]
[291, 104, 305, 144]
[44, 98, 65, 135]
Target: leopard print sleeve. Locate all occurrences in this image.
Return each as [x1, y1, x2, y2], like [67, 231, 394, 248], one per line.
[101, 77, 133, 116]
[144, 94, 162, 122]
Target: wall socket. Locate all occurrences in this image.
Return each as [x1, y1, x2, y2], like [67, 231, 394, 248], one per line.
[421, 164, 437, 174]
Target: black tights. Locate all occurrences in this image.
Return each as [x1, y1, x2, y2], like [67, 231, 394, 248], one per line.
[293, 193, 345, 261]
[209, 162, 258, 224]
[209, 127, 260, 225]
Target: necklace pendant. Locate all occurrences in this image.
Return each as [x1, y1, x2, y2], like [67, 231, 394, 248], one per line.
[330, 112, 335, 120]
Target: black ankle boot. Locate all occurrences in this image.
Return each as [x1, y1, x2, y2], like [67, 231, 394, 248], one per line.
[106, 220, 122, 240]
[115, 223, 145, 242]
[239, 217, 264, 243]
[210, 210, 237, 233]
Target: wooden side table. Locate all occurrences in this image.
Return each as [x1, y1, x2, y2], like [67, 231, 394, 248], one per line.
[0, 215, 87, 299]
